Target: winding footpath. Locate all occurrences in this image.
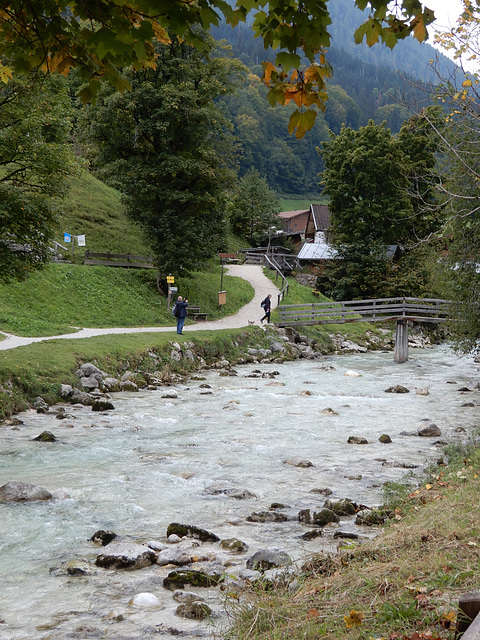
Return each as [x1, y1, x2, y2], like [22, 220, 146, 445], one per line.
[0, 265, 281, 352]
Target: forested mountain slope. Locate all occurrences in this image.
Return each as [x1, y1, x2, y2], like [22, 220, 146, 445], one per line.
[213, 0, 458, 196]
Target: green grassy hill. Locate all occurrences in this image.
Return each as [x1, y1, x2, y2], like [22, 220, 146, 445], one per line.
[54, 168, 150, 261]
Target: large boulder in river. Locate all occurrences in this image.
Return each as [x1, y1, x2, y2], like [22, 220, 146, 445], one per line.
[0, 481, 52, 502]
[95, 542, 156, 569]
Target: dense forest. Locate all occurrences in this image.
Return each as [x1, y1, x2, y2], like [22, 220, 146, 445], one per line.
[213, 0, 458, 195]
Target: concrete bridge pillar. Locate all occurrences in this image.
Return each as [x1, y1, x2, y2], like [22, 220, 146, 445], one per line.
[394, 319, 409, 363]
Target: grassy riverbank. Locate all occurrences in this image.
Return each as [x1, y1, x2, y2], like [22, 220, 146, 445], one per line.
[0, 327, 278, 418]
[225, 438, 480, 640]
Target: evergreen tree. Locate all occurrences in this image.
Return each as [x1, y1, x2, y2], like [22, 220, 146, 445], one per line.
[81, 39, 243, 276]
[228, 168, 281, 245]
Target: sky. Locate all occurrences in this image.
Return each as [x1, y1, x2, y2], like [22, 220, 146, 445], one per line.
[427, 0, 476, 69]
[429, 0, 465, 30]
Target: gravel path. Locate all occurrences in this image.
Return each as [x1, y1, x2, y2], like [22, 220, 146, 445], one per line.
[0, 265, 281, 351]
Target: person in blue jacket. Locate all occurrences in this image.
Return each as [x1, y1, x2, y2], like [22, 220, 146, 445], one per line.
[175, 296, 189, 335]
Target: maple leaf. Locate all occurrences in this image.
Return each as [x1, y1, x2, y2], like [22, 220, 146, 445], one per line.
[344, 609, 364, 628]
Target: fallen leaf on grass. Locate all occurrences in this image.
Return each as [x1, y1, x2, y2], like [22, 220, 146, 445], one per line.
[344, 609, 364, 627]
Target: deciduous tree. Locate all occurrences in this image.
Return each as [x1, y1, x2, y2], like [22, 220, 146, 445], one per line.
[0, 0, 437, 136]
[317, 119, 441, 299]
[0, 77, 77, 280]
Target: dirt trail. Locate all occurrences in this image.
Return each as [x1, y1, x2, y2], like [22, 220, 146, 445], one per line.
[0, 265, 281, 351]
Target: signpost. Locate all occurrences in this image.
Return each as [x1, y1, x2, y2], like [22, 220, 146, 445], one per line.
[166, 275, 176, 314]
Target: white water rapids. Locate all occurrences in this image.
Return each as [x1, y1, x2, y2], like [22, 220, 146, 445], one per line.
[0, 346, 478, 639]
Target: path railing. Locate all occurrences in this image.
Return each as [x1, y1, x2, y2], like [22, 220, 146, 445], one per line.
[277, 297, 451, 327]
[264, 254, 290, 304]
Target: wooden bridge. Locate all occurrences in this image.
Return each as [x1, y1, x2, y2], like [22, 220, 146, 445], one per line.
[277, 297, 451, 363]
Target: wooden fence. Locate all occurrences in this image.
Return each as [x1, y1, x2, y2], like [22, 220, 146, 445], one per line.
[84, 251, 154, 269]
[277, 297, 451, 327]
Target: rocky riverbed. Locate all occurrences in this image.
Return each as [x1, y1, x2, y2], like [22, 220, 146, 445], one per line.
[0, 328, 478, 639]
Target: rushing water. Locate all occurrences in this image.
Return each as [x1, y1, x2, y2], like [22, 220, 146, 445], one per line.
[0, 346, 478, 639]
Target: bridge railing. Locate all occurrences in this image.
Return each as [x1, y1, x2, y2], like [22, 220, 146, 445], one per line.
[277, 297, 451, 327]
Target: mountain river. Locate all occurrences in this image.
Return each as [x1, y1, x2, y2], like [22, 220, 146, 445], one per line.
[0, 346, 478, 639]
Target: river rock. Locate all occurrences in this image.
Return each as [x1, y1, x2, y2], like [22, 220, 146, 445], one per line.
[95, 542, 156, 569]
[324, 498, 356, 516]
[172, 591, 204, 606]
[66, 559, 94, 576]
[416, 387, 430, 396]
[156, 549, 193, 566]
[59, 384, 74, 399]
[355, 509, 386, 526]
[70, 388, 96, 406]
[76, 363, 105, 378]
[220, 538, 248, 553]
[176, 602, 212, 620]
[148, 540, 168, 552]
[300, 529, 323, 541]
[310, 487, 333, 496]
[333, 531, 360, 539]
[246, 548, 291, 571]
[34, 397, 49, 413]
[0, 481, 52, 502]
[311, 508, 340, 526]
[322, 407, 338, 415]
[163, 569, 223, 590]
[80, 374, 103, 390]
[103, 377, 120, 391]
[162, 390, 178, 399]
[246, 511, 288, 523]
[285, 457, 313, 468]
[92, 399, 115, 412]
[417, 420, 441, 437]
[385, 385, 410, 393]
[119, 380, 138, 392]
[166, 523, 220, 543]
[379, 434, 392, 443]
[344, 370, 362, 377]
[33, 431, 57, 442]
[347, 436, 368, 445]
[90, 530, 117, 546]
[129, 593, 162, 608]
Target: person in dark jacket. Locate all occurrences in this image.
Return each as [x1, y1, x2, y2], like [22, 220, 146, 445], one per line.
[175, 296, 189, 335]
[260, 294, 272, 323]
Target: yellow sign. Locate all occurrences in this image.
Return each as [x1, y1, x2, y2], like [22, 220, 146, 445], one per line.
[166, 275, 175, 283]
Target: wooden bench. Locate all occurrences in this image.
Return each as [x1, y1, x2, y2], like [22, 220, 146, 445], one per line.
[457, 592, 480, 640]
[188, 306, 208, 322]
